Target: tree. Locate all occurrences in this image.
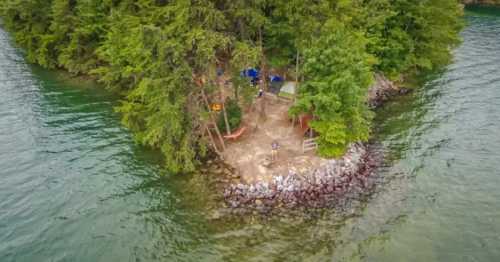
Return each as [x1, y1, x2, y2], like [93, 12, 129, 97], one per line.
[291, 21, 374, 157]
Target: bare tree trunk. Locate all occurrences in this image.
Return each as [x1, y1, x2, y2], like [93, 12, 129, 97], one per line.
[201, 88, 226, 151]
[221, 99, 231, 135]
[205, 123, 221, 156]
[234, 84, 239, 100]
[294, 50, 300, 102]
[259, 27, 268, 92]
[259, 95, 266, 119]
[258, 26, 267, 119]
[217, 81, 232, 135]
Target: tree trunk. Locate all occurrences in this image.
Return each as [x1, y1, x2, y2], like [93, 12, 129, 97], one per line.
[201, 88, 226, 151]
[216, 74, 232, 135]
[234, 84, 239, 100]
[259, 26, 268, 92]
[294, 49, 300, 102]
[258, 26, 267, 119]
[221, 98, 231, 135]
[205, 123, 221, 157]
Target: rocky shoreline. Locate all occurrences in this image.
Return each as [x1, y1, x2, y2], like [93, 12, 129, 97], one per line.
[368, 74, 410, 108]
[223, 143, 382, 213]
[213, 74, 403, 213]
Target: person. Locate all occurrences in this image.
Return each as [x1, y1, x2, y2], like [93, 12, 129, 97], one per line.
[271, 140, 279, 161]
[216, 67, 223, 77]
[257, 88, 264, 98]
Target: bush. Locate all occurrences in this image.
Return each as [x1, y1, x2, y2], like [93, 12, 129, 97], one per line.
[217, 98, 242, 133]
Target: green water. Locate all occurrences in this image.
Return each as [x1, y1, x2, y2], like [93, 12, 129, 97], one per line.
[2, 8, 500, 262]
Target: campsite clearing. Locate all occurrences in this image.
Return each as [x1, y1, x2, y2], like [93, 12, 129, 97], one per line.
[222, 94, 327, 184]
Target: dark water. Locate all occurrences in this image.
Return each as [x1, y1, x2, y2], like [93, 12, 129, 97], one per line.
[2, 8, 500, 262]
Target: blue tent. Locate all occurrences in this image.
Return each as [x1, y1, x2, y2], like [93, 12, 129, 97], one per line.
[269, 75, 284, 82]
[269, 75, 284, 94]
[240, 68, 260, 79]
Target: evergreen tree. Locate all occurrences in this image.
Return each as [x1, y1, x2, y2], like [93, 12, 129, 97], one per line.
[291, 21, 374, 157]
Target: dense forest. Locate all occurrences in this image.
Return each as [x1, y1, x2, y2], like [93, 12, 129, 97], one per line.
[0, 0, 463, 172]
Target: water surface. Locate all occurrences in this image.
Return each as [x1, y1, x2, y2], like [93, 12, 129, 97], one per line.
[1, 7, 500, 262]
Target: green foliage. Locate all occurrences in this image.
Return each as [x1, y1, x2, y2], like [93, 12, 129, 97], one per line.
[228, 41, 261, 100]
[217, 99, 242, 132]
[291, 21, 374, 157]
[356, 0, 464, 76]
[232, 75, 255, 106]
[0, 0, 464, 169]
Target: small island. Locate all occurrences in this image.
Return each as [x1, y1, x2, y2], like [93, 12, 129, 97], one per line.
[0, 0, 464, 212]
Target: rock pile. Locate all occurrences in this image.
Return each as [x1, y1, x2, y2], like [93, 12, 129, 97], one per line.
[223, 143, 381, 212]
[368, 74, 410, 107]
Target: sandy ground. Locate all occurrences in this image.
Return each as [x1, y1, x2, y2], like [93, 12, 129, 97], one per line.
[223, 94, 327, 183]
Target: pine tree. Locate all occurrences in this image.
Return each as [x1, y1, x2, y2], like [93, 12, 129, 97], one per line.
[291, 21, 374, 157]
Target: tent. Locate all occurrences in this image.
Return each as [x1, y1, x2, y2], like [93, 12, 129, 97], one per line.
[280, 81, 296, 95]
[269, 75, 284, 83]
[240, 68, 260, 86]
[269, 75, 284, 94]
[240, 68, 259, 79]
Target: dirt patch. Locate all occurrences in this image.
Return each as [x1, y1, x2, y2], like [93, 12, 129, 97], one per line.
[222, 94, 326, 184]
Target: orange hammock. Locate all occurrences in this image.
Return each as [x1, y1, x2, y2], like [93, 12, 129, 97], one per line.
[223, 126, 247, 140]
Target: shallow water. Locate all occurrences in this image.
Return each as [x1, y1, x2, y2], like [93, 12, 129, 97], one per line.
[1, 7, 500, 262]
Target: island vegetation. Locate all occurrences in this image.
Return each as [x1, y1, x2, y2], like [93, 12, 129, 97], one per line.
[0, 0, 464, 173]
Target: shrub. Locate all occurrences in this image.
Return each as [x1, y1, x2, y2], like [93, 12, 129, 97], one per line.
[217, 98, 242, 133]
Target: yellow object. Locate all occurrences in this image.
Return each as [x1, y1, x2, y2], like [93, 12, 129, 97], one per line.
[211, 103, 222, 111]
